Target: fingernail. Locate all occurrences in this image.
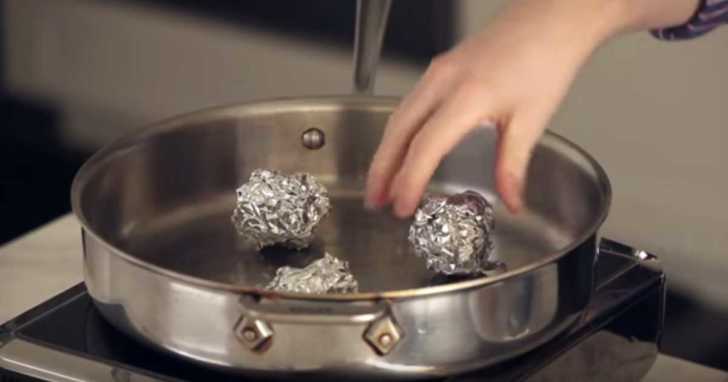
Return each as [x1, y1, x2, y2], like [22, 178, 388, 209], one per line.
[364, 197, 378, 210]
[507, 177, 525, 213]
[509, 197, 523, 214]
[393, 199, 414, 219]
[364, 178, 381, 210]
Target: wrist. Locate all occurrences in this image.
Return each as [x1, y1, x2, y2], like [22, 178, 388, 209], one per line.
[493, 0, 630, 60]
[594, 0, 702, 33]
[549, 0, 633, 45]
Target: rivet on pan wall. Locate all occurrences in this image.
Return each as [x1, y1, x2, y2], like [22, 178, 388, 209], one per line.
[301, 127, 325, 150]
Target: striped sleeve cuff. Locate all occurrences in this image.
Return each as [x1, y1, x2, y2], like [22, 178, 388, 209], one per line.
[652, 0, 728, 40]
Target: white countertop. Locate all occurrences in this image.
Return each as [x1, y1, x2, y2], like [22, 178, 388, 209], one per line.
[1, 215, 727, 381]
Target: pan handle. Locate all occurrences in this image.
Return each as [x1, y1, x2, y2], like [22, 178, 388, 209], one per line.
[595, 238, 662, 293]
[234, 297, 403, 355]
[238, 296, 388, 325]
[599, 238, 657, 262]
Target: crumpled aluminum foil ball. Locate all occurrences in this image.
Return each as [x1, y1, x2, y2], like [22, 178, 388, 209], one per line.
[408, 191, 496, 275]
[231, 169, 330, 250]
[265, 253, 359, 294]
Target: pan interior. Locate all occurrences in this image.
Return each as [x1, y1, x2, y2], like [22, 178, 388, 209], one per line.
[74, 98, 608, 293]
[115, 186, 566, 292]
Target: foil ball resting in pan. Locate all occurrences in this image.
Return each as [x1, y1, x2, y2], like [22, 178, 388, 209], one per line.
[265, 253, 359, 294]
[408, 191, 496, 275]
[232, 169, 331, 250]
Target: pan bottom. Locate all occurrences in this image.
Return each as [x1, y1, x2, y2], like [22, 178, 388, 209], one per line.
[115, 187, 569, 293]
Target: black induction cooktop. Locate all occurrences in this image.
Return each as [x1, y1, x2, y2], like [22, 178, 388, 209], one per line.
[0, 239, 665, 381]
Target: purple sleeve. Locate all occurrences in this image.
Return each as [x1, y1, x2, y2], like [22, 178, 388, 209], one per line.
[652, 0, 728, 40]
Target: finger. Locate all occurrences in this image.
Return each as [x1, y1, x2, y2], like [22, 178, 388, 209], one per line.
[389, 90, 487, 218]
[494, 111, 548, 213]
[365, 58, 457, 209]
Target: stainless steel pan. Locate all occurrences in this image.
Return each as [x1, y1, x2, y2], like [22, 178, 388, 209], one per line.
[71, 96, 611, 379]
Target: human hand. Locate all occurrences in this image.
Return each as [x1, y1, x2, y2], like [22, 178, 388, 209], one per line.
[364, 0, 697, 217]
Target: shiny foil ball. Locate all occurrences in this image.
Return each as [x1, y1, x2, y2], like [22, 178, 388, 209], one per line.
[408, 191, 496, 275]
[265, 253, 358, 294]
[232, 169, 330, 250]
